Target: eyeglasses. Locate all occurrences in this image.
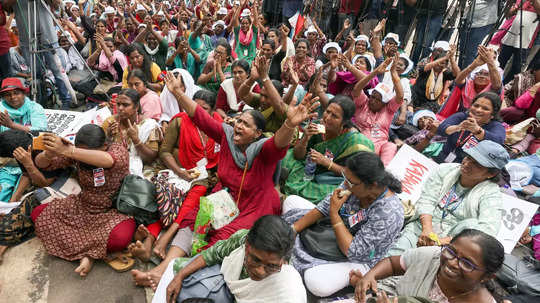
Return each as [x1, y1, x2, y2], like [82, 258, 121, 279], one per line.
[246, 251, 282, 274]
[341, 171, 360, 188]
[441, 245, 484, 273]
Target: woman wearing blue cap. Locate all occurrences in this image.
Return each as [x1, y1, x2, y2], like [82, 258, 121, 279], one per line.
[388, 139, 510, 255]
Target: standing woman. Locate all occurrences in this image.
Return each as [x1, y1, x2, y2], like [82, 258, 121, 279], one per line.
[281, 39, 316, 87]
[101, 88, 161, 177]
[215, 59, 260, 119]
[31, 125, 135, 277]
[127, 69, 163, 121]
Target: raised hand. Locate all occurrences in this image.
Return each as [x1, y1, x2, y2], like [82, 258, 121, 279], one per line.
[343, 18, 351, 30]
[390, 52, 399, 74]
[373, 18, 386, 34]
[256, 55, 269, 79]
[286, 93, 320, 126]
[126, 119, 139, 143]
[374, 57, 393, 75]
[13, 146, 33, 167]
[164, 72, 184, 93]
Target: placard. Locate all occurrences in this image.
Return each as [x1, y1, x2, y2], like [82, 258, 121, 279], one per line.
[44, 109, 82, 137]
[388, 145, 539, 253]
[386, 144, 439, 204]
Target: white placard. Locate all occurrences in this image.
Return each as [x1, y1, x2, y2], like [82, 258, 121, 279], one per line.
[498, 194, 538, 253]
[44, 109, 82, 137]
[386, 144, 439, 204]
[388, 145, 539, 253]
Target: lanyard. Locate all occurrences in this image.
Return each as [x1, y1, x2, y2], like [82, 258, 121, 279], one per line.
[441, 184, 464, 219]
[455, 130, 473, 148]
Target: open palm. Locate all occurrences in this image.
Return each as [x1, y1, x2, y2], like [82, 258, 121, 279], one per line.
[287, 94, 319, 126]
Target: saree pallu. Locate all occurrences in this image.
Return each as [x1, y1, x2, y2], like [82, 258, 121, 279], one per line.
[282, 131, 374, 203]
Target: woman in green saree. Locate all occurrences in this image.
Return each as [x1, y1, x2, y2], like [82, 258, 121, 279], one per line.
[283, 95, 375, 203]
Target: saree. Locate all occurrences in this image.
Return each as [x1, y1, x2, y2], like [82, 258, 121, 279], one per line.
[283, 131, 374, 203]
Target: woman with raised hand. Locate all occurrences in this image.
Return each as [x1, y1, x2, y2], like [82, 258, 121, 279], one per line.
[131, 65, 319, 289]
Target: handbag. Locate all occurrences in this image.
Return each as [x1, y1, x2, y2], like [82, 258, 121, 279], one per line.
[114, 174, 159, 225]
[299, 217, 348, 262]
[176, 264, 234, 303]
[152, 171, 186, 227]
[505, 117, 535, 145]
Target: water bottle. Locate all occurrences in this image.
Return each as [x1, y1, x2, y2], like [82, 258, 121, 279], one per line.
[304, 155, 316, 181]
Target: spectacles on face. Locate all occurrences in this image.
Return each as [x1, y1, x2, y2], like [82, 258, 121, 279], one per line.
[341, 171, 360, 188]
[246, 251, 282, 274]
[441, 245, 484, 273]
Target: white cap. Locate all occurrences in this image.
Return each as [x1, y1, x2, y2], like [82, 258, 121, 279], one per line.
[162, 1, 171, 8]
[368, 83, 395, 103]
[70, 5, 79, 11]
[213, 20, 226, 30]
[322, 42, 342, 55]
[63, 0, 75, 5]
[104, 6, 115, 15]
[382, 33, 400, 47]
[412, 109, 436, 127]
[136, 4, 146, 11]
[304, 25, 317, 38]
[431, 40, 450, 52]
[138, 23, 147, 29]
[157, 10, 165, 16]
[355, 35, 370, 49]
[240, 8, 251, 17]
[352, 54, 375, 72]
[398, 52, 414, 75]
[217, 7, 228, 15]
[89, 12, 96, 18]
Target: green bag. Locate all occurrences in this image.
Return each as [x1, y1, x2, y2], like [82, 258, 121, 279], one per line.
[114, 174, 159, 225]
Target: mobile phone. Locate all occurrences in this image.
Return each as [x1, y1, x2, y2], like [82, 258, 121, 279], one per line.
[32, 133, 46, 150]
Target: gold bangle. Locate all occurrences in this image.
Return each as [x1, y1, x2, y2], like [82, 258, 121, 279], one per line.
[333, 221, 344, 228]
[328, 161, 333, 170]
[283, 119, 295, 130]
[70, 146, 75, 157]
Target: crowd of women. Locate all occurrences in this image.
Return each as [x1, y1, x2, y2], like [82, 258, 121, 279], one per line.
[0, 0, 539, 302]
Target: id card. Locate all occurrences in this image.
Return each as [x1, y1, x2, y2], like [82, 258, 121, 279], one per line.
[93, 168, 106, 187]
[348, 210, 366, 228]
[444, 152, 457, 163]
[214, 144, 221, 153]
[243, 49, 248, 57]
[462, 136, 479, 150]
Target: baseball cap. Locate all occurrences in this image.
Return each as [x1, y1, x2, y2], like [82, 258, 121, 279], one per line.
[463, 140, 510, 170]
[0, 78, 29, 94]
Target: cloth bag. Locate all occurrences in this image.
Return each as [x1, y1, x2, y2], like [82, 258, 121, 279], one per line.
[505, 117, 535, 145]
[496, 253, 540, 296]
[299, 217, 348, 262]
[114, 174, 159, 225]
[152, 171, 186, 227]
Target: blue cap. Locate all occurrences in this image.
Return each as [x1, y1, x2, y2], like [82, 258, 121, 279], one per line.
[463, 140, 509, 170]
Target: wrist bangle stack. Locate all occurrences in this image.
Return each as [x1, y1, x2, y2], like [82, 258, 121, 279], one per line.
[283, 120, 296, 130]
[261, 77, 269, 82]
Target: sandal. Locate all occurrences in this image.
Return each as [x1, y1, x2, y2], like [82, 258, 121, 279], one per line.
[105, 251, 135, 272]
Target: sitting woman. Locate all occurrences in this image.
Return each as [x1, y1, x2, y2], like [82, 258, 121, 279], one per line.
[31, 125, 135, 277]
[165, 36, 201, 77]
[130, 67, 316, 289]
[153, 216, 306, 303]
[404, 110, 444, 158]
[197, 39, 232, 94]
[351, 55, 404, 165]
[101, 88, 161, 177]
[159, 69, 201, 129]
[282, 95, 375, 203]
[281, 39, 316, 88]
[435, 92, 505, 164]
[122, 43, 163, 92]
[388, 140, 508, 255]
[0, 78, 48, 201]
[328, 54, 378, 99]
[86, 35, 128, 84]
[215, 59, 260, 119]
[0, 130, 59, 260]
[126, 69, 163, 121]
[344, 35, 372, 63]
[0, 78, 47, 133]
[438, 46, 502, 119]
[283, 152, 404, 297]
[127, 89, 221, 262]
[354, 229, 505, 303]
[412, 45, 459, 113]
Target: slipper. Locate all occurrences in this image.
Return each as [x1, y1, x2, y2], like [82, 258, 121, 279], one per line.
[105, 252, 135, 273]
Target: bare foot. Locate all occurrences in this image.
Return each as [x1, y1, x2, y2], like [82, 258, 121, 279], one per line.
[134, 224, 150, 242]
[152, 239, 168, 260]
[0, 245, 7, 264]
[128, 240, 151, 262]
[131, 269, 159, 290]
[74, 257, 94, 277]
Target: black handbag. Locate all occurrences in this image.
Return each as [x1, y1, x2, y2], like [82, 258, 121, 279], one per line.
[114, 175, 159, 225]
[299, 217, 348, 262]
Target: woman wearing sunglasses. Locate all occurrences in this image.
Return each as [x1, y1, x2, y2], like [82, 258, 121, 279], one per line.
[282, 151, 404, 297]
[353, 229, 505, 303]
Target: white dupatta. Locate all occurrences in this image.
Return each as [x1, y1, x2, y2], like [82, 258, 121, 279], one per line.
[220, 78, 254, 112]
[160, 68, 201, 123]
[220, 245, 307, 303]
[129, 118, 161, 177]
